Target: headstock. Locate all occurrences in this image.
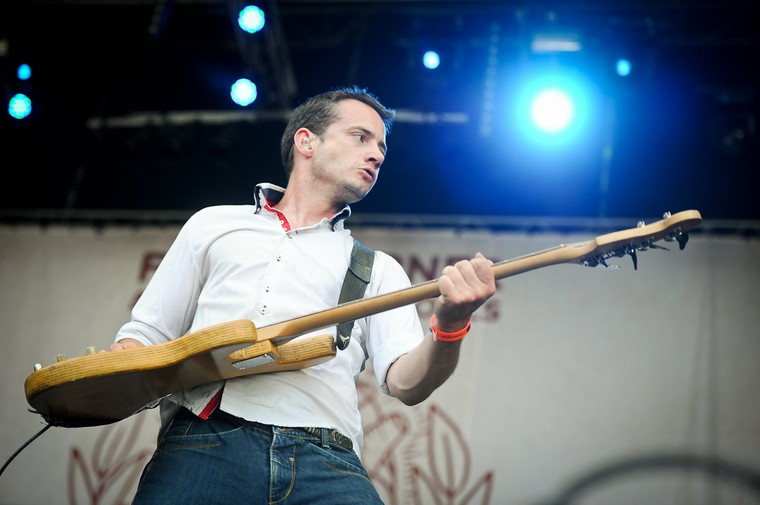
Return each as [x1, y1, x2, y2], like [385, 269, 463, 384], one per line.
[579, 210, 702, 270]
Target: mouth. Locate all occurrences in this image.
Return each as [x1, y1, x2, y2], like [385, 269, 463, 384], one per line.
[360, 167, 376, 181]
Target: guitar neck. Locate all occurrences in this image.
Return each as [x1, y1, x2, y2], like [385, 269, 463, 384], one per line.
[255, 241, 584, 346]
[256, 209, 703, 346]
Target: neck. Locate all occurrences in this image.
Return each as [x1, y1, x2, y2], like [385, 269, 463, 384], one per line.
[273, 187, 341, 230]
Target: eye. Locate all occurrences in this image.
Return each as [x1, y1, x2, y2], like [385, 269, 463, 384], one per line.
[353, 133, 366, 142]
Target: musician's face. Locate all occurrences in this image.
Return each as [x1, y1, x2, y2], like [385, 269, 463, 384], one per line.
[309, 99, 388, 204]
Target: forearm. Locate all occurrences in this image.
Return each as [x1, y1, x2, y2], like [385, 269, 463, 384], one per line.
[386, 252, 496, 405]
[385, 331, 463, 405]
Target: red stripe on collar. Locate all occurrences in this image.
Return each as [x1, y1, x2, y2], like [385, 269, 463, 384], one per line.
[263, 201, 291, 232]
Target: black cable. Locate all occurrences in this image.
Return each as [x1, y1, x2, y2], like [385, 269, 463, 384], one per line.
[541, 453, 760, 505]
[0, 423, 52, 478]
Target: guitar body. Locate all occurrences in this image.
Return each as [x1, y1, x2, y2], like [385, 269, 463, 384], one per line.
[24, 210, 703, 427]
[24, 321, 336, 426]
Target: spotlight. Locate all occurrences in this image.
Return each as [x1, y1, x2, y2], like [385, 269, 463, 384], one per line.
[230, 78, 257, 106]
[616, 58, 632, 77]
[422, 50, 440, 70]
[8, 93, 32, 120]
[513, 69, 596, 147]
[530, 88, 574, 133]
[17, 63, 32, 81]
[238, 5, 265, 34]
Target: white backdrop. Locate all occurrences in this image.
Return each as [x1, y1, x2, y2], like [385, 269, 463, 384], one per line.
[1, 222, 759, 505]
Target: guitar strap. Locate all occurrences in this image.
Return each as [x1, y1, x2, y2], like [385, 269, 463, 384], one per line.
[159, 239, 374, 435]
[334, 239, 375, 350]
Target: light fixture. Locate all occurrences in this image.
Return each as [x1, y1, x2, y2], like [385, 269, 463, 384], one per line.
[530, 33, 582, 53]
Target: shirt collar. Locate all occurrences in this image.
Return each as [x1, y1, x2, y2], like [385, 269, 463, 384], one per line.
[252, 183, 352, 229]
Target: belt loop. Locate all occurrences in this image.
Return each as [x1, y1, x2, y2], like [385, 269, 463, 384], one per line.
[320, 428, 329, 448]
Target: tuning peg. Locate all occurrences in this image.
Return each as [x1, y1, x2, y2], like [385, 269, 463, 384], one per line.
[55, 354, 66, 362]
[663, 228, 689, 250]
[676, 231, 689, 250]
[33, 363, 42, 371]
[637, 238, 653, 249]
[85, 346, 96, 355]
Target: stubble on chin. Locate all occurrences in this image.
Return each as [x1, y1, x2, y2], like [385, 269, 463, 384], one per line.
[312, 159, 373, 205]
[340, 178, 374, 205]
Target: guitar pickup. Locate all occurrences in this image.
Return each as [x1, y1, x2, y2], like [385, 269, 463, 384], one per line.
[228, 340, 279, 371]
[231, 353, 276, 371]
[225, 334, 338, 374]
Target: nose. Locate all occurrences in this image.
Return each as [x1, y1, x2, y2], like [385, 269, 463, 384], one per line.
[367, 143, 385, 168]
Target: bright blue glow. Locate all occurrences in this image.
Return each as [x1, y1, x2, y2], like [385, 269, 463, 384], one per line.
[8, 93, 32, 119]
[230, 78, 257, 106]
[17, 64, 32, 81]
[238, 5, 265, 34]
[512, 70, 595, 148]
[422, 51, 440, 70]
[616, 58, 632, 77]
[530, 89, 574, 133]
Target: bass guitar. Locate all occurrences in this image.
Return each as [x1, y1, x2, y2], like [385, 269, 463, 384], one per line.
[24, 210, 702, 428]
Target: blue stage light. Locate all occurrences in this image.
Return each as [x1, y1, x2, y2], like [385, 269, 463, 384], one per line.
[513, 70, 596, 148]
[17, 64, 32, 81]
[530, 88, 574, 133]
[8, 93, 32, 119]
[616, 58, 632, 77]
[230, 78, 257, 106]
[238, 5, 265, 34]
[422, 50, 440, 70]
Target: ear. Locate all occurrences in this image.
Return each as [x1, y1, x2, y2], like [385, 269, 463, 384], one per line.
[294, 128, 315, 157]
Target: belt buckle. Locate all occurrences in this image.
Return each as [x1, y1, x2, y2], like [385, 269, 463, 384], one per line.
[303, 426, 352, 451]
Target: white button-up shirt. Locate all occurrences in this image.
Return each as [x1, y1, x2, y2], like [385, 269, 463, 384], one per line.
[116, 183, 424, 455]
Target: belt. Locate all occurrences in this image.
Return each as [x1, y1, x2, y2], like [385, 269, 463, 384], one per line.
[211, 409, 353, 452]
[301, 426, 353, 452]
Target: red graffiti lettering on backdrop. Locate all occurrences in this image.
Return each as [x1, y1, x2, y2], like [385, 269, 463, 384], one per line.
[67, 413, 153, 505]
[404, 254, 474, 284]
[392, 253, 503, 324]
[358, 376, 495, 505]
[130, 251, 166, 309]
[138, 252, 165, 281]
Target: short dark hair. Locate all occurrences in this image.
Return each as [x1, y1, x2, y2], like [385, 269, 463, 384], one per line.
[280, 85, 396, 177]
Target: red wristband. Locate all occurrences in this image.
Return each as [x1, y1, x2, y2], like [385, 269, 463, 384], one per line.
[429, 314, 471, 342]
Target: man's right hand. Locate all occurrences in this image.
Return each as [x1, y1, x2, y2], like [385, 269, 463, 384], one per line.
[108, 338, 145, 351]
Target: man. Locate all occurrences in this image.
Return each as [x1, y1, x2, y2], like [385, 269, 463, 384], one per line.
[111, 86, 496, 504]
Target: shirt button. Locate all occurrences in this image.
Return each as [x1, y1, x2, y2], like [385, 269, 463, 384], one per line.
[276, 255, 283, 262]
[265, 285, 271, 292]
[260, 306, 267, 315]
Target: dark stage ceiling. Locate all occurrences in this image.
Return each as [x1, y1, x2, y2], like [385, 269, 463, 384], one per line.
[1, 0, 759, 225]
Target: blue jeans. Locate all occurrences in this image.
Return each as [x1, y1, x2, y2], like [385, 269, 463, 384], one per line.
[132, 408, 384, 505]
